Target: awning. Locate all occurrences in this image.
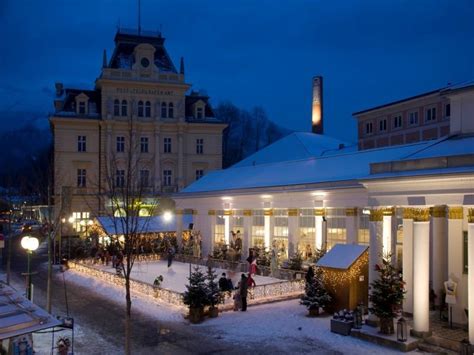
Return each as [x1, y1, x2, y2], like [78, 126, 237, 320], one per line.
[0, 282, 61, 340]
[95, 214, 193, 235]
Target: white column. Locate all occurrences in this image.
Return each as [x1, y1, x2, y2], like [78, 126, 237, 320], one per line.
[224, 215, 231, 245]
[243, 211, 252, 259]
[468, 217, 474, 344]
[288, 209, 298, 257]
[197, 211, 214, 259]
[315, 216, 324, 250]
[402, 216, 414, 314]
[382, 215, 393, 258]
[413, 220, 430, 335]
[431, 206, 448, 306]
[447, 206, 465, 324]
[176, 210, 183, 250]
[368, 210, 383, 322]
[263, 212, 273, 250]
[345, 208, 358, 244]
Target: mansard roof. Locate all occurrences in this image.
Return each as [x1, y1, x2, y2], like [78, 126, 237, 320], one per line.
[185, 93, 216, 118]
[109, 29, 177, 73]
[57, 88, 101, 118]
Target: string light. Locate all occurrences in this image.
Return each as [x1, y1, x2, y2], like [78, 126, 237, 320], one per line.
[320, 252, 369, 293]
[69, 261, 305, 306]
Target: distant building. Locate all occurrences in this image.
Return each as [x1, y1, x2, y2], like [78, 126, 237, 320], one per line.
[354, 85, 461, 150]
[50, 29, 226, 226]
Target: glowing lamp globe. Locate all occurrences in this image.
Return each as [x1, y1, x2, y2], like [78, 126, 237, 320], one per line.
[21, 236, 39, 252]
[163, 211, 173, 222]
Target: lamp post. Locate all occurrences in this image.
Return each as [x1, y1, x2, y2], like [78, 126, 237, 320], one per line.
[21, 235, 39, 300]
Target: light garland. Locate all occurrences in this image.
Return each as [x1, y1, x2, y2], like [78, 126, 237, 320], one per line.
[69, 261, 305, 307]
[320, 251, 369, 293]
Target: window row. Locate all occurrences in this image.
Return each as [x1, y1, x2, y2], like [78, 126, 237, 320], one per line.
[363, 104, 451, 135]
[76, 168, 204, 188]
[76, 136, 205, 154]
[113, 100, 175, 118]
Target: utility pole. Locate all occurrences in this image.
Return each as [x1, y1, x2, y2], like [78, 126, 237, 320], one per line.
[46, 185, 52, 313]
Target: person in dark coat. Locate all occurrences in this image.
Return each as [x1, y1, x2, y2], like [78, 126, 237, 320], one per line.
[167, 245, 175, 268]
[240, 274, 249, 311]
[219, 273, 228, 291]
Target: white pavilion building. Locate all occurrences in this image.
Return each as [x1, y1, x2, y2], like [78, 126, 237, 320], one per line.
[174, 84, 474, 341]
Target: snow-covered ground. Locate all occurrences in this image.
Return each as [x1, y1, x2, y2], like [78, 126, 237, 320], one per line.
[93, 260, 282, 293]
[59, 270, 418, 354]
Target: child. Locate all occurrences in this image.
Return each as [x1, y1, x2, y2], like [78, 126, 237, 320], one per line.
[233, 282, 241, 311]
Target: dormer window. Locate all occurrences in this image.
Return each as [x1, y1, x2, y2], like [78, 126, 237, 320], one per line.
[196, 107, 204, 119]
[140, 57, 150, 68]
[78, 101, 86, 115]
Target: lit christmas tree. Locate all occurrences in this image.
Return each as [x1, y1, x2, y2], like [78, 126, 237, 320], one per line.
[369, 256, 405, 334]
[300, 266, 331, 316]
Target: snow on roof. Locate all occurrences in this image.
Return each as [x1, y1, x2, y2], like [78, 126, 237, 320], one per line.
[0, 282, 61, 340]
[316, 244, 368, 270]
[96, 215, 193, 235]
[179, 134, 474, 196]
[233, 132, 355, 168]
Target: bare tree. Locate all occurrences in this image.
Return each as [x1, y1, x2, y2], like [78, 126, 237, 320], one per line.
[99, 117, 158, 355]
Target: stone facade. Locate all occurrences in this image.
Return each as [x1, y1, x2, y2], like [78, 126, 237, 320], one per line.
[354, 88, 451, 150]
[50, 29, 226, 223]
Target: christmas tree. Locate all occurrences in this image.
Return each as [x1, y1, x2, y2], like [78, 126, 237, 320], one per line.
[369, 255, 405, 334]
[288, 252, 303, 270]
[300, 266, 331, 315]
[206, 266, 223, 308]
[183, 266, 209, 309]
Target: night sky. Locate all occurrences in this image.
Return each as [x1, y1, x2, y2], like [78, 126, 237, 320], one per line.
[1, 0, 473, 142]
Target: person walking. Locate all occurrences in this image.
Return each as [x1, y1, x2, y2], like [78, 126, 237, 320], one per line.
[240, 274, 248, 311]
[167, 245, 175, 268]
[233, 281, 242, 311]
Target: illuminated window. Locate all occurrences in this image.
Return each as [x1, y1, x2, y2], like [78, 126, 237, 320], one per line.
[273, 209, 288, 258]
[251, 210, 265, 249]
[214, 215, 225, 246]
[326, 208, 346, 250]
[298, 209, 315, 259]
[358, 212, 369, 245]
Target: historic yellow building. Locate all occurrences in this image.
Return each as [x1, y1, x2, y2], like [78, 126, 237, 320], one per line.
[50, 29, 226, 226]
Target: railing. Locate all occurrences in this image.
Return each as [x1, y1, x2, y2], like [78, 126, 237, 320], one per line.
[101, 68, 184, 83]
[69, 257, 305, 308]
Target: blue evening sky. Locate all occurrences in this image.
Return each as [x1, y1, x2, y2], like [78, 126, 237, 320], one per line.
[0, 0, 473, 142]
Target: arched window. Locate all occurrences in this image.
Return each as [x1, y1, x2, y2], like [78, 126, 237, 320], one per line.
[161, 102, 167, 118]
[137, 101, 144, 117]
[168, 102, 174, 118]
[145, 101, 151, 117]
[121, 100, 128, 116]
[113, 99, 120, 116]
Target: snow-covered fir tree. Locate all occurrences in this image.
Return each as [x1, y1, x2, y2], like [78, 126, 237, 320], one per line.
[300, 266, 331, 313]
[183, 266, 209, 309]
[206, 266, 223, 308]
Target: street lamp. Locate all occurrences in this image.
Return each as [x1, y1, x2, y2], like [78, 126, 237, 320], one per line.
[21, 235, 39, 300]
[163, 211, 173, 223]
